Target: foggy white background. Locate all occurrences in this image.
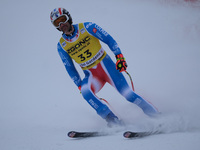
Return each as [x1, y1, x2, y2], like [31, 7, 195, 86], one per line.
[0, 0, 200, 150]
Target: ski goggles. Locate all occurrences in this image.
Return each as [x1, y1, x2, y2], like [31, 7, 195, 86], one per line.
[53, 15, 69, 28]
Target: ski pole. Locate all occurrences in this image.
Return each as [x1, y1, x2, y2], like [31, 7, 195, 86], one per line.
[125, 70, 135, 91]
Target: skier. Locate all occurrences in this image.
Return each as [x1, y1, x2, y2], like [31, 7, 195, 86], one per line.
[50, 8, 159, 126]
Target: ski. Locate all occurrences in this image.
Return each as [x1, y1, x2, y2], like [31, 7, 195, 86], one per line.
[67, 131, 103, 138]
[123, 131, 160, 138]
[68, 130, 160, 138]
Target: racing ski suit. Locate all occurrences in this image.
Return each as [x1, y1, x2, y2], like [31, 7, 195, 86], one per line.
[57, 22, 159, 124]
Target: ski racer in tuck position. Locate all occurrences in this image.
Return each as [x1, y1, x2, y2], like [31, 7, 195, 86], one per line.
[50, 8, 159, 126]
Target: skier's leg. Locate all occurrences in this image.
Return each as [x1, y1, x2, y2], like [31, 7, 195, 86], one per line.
[81, 69, 121, 125]
[101, 55, 159, 117]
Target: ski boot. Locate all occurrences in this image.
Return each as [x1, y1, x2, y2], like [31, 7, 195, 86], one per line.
[105, 112, 124, 128]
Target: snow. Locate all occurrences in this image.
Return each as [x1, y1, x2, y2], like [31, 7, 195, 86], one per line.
[0, 0, 200, 149]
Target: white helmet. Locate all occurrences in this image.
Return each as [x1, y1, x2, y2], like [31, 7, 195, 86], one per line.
[50, 8, 72, 31]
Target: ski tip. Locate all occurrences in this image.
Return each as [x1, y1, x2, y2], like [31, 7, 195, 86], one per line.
[68, 131, 76, 138]
[123, 131, 133, 138]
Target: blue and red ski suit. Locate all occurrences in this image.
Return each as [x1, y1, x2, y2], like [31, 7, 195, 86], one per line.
[57, 22, 159, 122]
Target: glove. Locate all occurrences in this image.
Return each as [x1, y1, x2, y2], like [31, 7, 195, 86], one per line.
[78, 86, 81, 93]
[115, 54, 127, 72]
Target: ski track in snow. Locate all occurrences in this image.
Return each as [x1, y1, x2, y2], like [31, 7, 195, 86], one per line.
[0, 0, 200, 150]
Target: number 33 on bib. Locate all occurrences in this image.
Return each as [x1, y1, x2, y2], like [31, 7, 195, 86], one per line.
[59, 23, 106, 70]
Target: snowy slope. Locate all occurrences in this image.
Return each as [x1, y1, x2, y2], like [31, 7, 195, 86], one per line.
[0, 0, 200, 150]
